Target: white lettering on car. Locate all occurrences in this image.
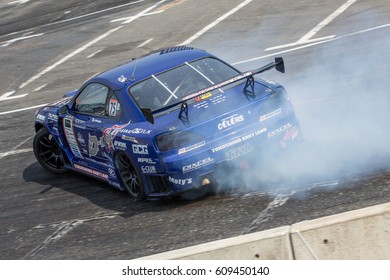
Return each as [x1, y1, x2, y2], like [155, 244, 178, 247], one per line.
[217, 114, 244, 130]
[168, 176, 193, 185]
[182, 157, 214, 173]
[132, 144, 148, 155]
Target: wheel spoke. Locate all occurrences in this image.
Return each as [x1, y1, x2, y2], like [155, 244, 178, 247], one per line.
[39, 150, 52, 157]
[39, 138, 53, 148]
[116, 154, 142, 198]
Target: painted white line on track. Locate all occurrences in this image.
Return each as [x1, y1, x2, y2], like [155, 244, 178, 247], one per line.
[8, 0, 31, 5]
[267, 0, 356, 51]
[33, 84, 47, 92]
[1, 0, 145, 40]
[0, 136, 33, 161]
[19, 0, 168, 90]
[265, 35, 335, 51]
[110, 10, 165, 23]
[122, 0, 168, 24]
[181, 0, 254, 45]
[297, 0, 357, 43]
[87, 49, 103, 58]
[0, 91, 28, 101]
[137, 38, 153, 48]
[1, 33, 43, 47]
[23, 214, 118, 260]
[0, 103, 47, 115]
[0, 148, 33, 160]
[232, 22, 390, 65]
[19, 26, 123, 89]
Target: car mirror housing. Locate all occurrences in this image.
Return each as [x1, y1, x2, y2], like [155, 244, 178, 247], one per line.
[58, 105, 69, 116]
[141, 108, 154, 124]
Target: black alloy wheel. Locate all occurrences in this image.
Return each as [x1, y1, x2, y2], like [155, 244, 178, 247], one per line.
[33, 127, 67, 173]
[115, 153, 145, 201]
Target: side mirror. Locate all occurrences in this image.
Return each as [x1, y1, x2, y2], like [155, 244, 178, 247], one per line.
[141, 108, 154, 124]
[58, 105, 69, 116]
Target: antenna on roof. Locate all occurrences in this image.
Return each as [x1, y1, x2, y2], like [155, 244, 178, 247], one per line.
[130, 58, 138, 81]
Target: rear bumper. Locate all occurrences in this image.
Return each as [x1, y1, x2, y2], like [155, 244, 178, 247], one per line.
[144, 115, 302, 197]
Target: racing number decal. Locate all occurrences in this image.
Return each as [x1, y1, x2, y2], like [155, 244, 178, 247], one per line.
[108, 99, 120, 117]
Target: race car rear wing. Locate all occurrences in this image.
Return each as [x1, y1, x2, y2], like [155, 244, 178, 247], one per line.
[147, 57, 285, 124]
[181, 57, 284, 102]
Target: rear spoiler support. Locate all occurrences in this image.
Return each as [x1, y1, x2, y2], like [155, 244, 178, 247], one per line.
[244, 57, 284, 99]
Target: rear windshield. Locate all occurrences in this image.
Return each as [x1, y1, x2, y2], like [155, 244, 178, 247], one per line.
[128, 57, 239, 111]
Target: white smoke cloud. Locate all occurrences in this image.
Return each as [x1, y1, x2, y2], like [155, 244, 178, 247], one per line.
[211, 25, 390, 196]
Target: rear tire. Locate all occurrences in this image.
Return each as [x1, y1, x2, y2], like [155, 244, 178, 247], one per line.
[114, 153, 145, 201]
[33, 127, 67, 174]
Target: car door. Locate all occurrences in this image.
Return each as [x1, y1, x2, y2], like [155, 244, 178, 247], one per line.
[63, 83, 123, 168]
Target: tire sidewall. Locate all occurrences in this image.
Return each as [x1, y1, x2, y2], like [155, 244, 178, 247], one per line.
[33, 127, 68, 174]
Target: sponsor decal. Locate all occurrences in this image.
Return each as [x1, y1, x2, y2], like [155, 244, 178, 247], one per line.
[194, 92, 212, 102]
[268, 123, 292, 138]
[88, 134, 105, 156]
[120, 128, 152, 134]
[74, 163, 108, 180]
[113, 140, 127, 150]
[121, 135, 138, 143]
[182, 157, 214, 173]
[225, 144, 253, 161]
[52, 127, 59, 135]
[212, 128, 266, 153]
[178, 141, 205, 155]
[108, 168, 116, 177]
[91, 118, 102, 123]
[217, 114, 244, 130]
[36, 114, 46, 122]
[63, 116, 83, 158]
[132, 144, 148, 155]
[210, 94, 227, 105]
[141, 166, 156, 174]
[280, 127, 298, 148]
[47, 113, 59, 122]
[212, 138, 242, 153]
[260, 108, 282, 122]
[103, 121, 131, 153]
[74, 118, 86, 129]
[138, 158, 157, 164]
[77, 133, 86, 146]
[193, 100, 209, 109]
[168, 176, 193, 186]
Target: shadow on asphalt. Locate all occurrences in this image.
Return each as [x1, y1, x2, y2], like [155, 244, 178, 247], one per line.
[22, 162, 206, 218]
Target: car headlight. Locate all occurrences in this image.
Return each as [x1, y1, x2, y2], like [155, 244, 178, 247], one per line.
[156, 131, 205, 152]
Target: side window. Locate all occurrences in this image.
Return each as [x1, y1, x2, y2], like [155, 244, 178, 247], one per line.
[106, 92, 123, 118]
[74, 83, 109, 116]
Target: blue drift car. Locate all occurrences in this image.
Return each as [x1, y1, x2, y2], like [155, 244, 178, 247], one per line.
[33, 47, 301, 200]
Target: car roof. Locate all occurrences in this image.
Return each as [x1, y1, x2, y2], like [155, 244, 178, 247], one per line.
[90, 47, 212, 90]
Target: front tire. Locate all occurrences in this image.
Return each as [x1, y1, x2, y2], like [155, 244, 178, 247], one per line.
[33, 127, 67, 174]
[114, 153, 145, 201]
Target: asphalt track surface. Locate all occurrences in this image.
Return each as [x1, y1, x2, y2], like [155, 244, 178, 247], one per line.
[1, 0, 390, 259]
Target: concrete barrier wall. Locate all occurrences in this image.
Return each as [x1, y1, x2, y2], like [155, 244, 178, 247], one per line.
[139, 226, 293, 260]
[138, 202, 390, 260]
[291, 203, 390, 259]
